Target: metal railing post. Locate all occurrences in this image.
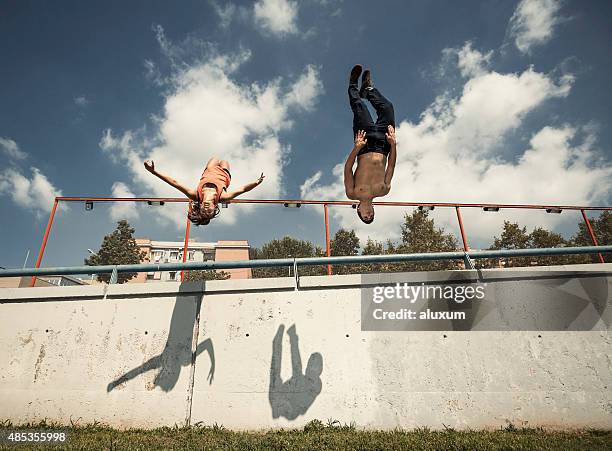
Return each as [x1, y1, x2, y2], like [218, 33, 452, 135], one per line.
[293, 258, 299, 291]
[455, 206, 469, 252]
[581, 209, 605, 263]
[109, 266, 118, 284]
[30, 198, 59, 287]
[324, 204, 332, 275]
[181, 217, 191, 281]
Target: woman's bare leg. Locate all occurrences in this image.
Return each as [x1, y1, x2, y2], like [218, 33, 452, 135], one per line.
[205, 157, 220, 169]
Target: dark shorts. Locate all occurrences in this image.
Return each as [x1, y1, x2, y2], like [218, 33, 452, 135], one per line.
[349, 85, 394, 157]
[357, 126, 390, 156]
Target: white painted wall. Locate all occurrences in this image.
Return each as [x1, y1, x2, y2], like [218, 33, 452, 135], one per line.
[0, 265, 610, 430]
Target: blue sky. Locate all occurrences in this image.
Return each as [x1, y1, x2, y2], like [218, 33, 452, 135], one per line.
[0, 0, 611, 269]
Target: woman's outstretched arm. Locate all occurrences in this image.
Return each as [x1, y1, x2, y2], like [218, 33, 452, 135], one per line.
[144, 160, 197, 200]
[220, 173, 265, 201]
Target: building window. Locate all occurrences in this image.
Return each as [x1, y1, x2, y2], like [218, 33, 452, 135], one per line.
[169, 271, 176, 280]
[170, 251, 179, 260]
[146, 274, 154, 280]
[152, 251, 163, 262]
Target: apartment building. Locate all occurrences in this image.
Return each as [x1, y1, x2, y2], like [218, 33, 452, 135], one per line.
[131, 239, 251, 282]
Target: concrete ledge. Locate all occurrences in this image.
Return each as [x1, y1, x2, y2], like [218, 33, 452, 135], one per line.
[0, 284, 107, 301]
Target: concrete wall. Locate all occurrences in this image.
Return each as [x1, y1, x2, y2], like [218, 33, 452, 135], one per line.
[0, 264, 610, 430]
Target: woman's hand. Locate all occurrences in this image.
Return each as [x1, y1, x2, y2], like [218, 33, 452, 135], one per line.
[385, 125, 396, 146]
[255, 173, 265, 185]
[144, 160, 155, 173]
[354, 130, 367, 151]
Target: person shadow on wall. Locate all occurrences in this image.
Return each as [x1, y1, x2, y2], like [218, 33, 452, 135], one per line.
[107, 288, 214, 393]
[269, 324, 323, 420]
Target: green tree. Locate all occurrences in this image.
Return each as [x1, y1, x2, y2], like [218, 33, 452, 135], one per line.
[357, 238, 404, 273]
[570, 211, 611, 263]
[251, 236, 326, 279]
[486, 221, 531, 268]
[360, 238, 385, 273]
[397, 210, 459, 271]
[361, 238, 384, 256]
[184, 270, 231, 282]
[491, 221, 530, 249]
[482, 214, 612, 269]
[329, 228, 360, 275]
[329, 212, 462, 275]
[84, 220, 146, 283]
[528, 227, 573, 266]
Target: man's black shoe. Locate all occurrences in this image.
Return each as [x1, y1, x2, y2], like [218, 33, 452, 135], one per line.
[349, 64, 362, 86]
[360, 69, 372, 98]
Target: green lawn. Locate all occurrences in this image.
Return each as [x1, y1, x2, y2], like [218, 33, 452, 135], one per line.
[1, 421, 610, 450]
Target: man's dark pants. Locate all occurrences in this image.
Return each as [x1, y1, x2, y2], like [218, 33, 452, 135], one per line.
[348, 84, 395, 154]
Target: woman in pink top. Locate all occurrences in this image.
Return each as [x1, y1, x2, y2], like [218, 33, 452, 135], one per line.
[144, 157, 265, 225]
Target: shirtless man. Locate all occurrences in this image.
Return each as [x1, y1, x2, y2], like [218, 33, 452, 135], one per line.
[344, 65, 397, 224]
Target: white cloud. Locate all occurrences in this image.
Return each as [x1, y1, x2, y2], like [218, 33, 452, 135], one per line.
[509, 0, 564, 54]
[284, 64, 322, 112]
[0, 138, 63, 216]
[254, 0, 298, 36]
[444, 41, 493, 78]
[446, 68, 573, 158]
[108, 182, 140, 221]
[299, 170, 322, 196]
[0, 137, 27, 160]
[0, 167, 63, 214]
[99, 128, 148, 168]
[101, 28, 322, 229]
[74, 96, 89, 107]
[301, 43, 610, 245]
[210, 0, 236, 29]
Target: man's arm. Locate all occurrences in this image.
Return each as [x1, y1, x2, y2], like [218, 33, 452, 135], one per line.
[269, 325, 284, 392]
[220, 173, 265, 201]
[345, 130, 367, 199]
[384, 125, 397, 188]
[287, 325, 303, 377]
[144, 160, 197, 200]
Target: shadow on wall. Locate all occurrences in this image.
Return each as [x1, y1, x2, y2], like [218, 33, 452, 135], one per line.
[107, 284, 215, 392]
[269, 324, 323, 420]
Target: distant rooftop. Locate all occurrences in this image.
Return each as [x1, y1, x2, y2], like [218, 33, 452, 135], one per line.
[135, 239, 249, 249]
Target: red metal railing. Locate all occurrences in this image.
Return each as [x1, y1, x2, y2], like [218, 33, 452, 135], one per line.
[181, 218, 191, 281]
[30, 196, 611, 286]
[324, 204, 332, 276]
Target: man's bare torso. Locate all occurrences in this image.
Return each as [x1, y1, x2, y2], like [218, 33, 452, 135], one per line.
[353, 152, 390, 198]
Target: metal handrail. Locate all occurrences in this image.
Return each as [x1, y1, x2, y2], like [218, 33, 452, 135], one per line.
[2, 246, 610, 281]
[27, 196, 612, 287]
[52, 196, 612, 210]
